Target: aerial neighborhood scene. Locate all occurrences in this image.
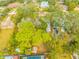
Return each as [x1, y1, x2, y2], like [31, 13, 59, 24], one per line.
[0, 0, 79, 59]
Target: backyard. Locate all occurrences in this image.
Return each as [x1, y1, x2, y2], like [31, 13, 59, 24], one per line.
[0, 0, 79, 59]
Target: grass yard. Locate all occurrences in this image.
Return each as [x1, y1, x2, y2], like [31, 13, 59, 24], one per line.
[0, 29, 13, 51]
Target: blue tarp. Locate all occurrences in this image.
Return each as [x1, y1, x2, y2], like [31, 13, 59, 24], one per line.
[22, 55, 45, 59]
[27, 56, 41, 59]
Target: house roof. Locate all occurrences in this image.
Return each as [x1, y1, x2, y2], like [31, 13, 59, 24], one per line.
[1, 16, 14, 29]
[7, 2, 21, 8]
[74, 6, 79, 11]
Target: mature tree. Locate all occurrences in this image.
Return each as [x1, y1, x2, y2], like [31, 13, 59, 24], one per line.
[64, 0, 79, 11]
[9, 21, 51, 54]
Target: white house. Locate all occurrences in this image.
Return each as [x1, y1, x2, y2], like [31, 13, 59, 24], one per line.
[40, 1, 49, 8]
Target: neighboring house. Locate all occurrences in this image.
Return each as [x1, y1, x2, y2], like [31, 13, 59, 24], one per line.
[7, 2, 21, 8]
[57, 0, 64, 4]
[57, 4, 68, 12]
[1, 16, 14, 29]
[1, 9, 16, 29]
[56, 0, 68, 12]
[74, 6, 79, 11]
[40, 1, 49, 8]
[38, 12, 48, 17]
